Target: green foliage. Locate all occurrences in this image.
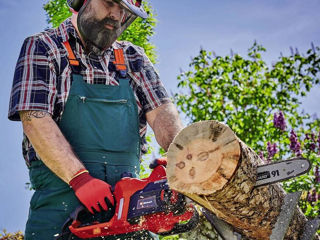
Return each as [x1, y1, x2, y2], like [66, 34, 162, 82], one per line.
[0, 230, 24, 240]
[118, 3, 157, 63]
[159, 235, 180, 240]
[43, 0, 71, 27]
[139, 133, 155, 179]
[175, 42, 320, 218]
[283, 150, 320, 217]
[43, 0, 157, 63]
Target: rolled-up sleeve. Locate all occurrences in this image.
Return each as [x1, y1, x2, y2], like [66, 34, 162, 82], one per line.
[8, 35, 57, 121]
[132, 48, 171, 113]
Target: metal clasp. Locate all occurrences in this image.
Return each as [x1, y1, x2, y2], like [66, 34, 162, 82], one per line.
[80, 96, 86, 103]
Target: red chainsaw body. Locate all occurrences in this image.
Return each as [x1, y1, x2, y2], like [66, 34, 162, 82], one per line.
[69, 165, 195, 238]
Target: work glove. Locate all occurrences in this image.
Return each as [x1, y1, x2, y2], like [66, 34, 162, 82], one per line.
[69, 170, 115, 214]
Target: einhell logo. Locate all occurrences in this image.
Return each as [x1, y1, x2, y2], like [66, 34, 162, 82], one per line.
[137, 196, 157, 209]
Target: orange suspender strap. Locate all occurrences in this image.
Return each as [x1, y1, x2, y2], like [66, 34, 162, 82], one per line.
[63, 41, 80, 66]
[113, 48, 127, 71]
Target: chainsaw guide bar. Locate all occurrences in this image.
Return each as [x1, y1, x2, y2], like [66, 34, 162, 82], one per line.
[255, 158, 311, 187]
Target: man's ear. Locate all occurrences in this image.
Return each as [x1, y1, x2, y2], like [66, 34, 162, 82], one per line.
[68, 0, 86, 12]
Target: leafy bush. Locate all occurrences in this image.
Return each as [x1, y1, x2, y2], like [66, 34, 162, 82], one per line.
[175, 42, 320, 218]
[0, 230, 24, 240]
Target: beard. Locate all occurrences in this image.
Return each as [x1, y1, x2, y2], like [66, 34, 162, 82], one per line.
[77, 4, 122, 56]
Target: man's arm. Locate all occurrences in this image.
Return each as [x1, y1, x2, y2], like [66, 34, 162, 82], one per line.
[19, 110, 85, 183]
[20, 110, 115, 213]
[146, 102, 183, 151]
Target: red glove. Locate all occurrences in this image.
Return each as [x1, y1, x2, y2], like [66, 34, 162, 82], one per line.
[69, 170, 114, 214]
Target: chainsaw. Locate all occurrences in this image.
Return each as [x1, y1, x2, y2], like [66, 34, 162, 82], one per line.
[56, 159, 199, 239]
[57, 157, 310, 239]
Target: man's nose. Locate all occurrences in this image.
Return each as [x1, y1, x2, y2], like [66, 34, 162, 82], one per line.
[108, 5, 124, 21]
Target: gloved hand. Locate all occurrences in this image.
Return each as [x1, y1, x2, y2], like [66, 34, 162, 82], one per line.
[69, 170, 114, 214]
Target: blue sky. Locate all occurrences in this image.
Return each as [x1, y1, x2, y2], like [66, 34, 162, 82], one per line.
[0, 0, 319, 233]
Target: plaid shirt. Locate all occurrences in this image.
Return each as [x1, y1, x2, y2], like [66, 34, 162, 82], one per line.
[8, 18, 170, 167]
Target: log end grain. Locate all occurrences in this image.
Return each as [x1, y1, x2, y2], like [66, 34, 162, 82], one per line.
[167, 120, 241, 195]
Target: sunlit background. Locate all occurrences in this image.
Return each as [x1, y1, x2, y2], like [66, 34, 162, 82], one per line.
[0, 0, 319, 232]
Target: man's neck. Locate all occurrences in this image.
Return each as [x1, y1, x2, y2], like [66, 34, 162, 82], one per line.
[71, 14, 86, 47]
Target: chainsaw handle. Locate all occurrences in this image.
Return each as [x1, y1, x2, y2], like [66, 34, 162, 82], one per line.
[68, 204, 116, 238]
[56, 206, 86, 240]
[68, 203, 115, 229]
[70, 205, 86, 221]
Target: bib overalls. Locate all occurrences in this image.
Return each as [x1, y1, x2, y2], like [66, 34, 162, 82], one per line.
[25, 41, 156, 240]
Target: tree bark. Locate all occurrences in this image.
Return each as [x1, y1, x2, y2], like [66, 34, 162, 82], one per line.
[167, 120, 317, 240]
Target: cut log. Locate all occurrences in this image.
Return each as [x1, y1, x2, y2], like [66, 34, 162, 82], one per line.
[167, 120, 240, 195]
[167, 120, 317, 240]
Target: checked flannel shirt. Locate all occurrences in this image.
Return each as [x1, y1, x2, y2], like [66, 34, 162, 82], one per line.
[8, 18, 170, 167]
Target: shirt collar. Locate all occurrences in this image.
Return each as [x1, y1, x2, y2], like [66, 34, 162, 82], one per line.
[57, 18, 78, 43]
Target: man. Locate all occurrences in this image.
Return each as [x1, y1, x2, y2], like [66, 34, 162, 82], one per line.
[8, 0, 183, 239]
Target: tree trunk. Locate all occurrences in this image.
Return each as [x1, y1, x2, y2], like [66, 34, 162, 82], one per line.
[167, 120, 316, 240]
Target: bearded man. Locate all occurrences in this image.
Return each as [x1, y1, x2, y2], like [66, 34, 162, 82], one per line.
[8, 0, 183, 239]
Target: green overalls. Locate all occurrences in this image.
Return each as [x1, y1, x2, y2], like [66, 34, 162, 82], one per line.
[24, 42, 156, 240]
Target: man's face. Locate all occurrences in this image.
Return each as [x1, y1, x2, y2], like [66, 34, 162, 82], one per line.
[77, 0, 127, 55]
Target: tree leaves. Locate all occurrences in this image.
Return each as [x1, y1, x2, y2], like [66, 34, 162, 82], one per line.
[175, 42, 320, 217]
